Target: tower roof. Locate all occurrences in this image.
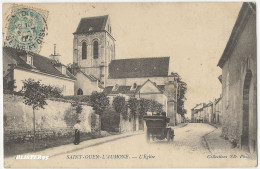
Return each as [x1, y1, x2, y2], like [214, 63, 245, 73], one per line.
[74, 15, 109, 34]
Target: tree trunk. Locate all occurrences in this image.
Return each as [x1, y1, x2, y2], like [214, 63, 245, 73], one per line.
[33, 108, 36, 151]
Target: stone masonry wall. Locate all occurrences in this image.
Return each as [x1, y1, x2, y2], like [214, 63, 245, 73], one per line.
[4, 94, 99, 144]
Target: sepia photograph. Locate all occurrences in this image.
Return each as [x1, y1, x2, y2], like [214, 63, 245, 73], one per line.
[1, 2, 257, 168]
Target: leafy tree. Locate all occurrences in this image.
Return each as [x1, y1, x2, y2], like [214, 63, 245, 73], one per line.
[170, 72, 187, 116]
[128, 97, 139, 117]
[113, 96, 128, 120]
[89, 92, 110, 133]
[20, 79, 62, 151]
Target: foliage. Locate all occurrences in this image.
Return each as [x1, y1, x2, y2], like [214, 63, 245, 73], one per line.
[42, 85, 63, 98]
[150, 100, 163, 114]
[170, 72, 187, 116]
[128, 97, 139, 117]
[19, 78, 63, 151]
[20, 79, 63, 110]
[91, 112, 97, 130]
[89, 92, 109, 116]
[137, 98, 164, 116]
[64, 108, 78, 127]
[138, 98, 150, 116]
[113, 96, 128, 120]
[101, 107, 120, 132]
[71, 100, 83, 114]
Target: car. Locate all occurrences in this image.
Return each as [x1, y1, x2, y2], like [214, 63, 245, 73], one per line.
[143, 113, 174, 142]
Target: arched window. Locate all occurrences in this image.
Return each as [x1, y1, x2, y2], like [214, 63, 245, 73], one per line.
[82, 42, 87, 60]
[93, 41, 99, 59]
[77, 88, 83, 95]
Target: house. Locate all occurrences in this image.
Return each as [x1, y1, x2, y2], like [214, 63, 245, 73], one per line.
[104, 79, 168, 113]
[217, 2, 256, 153]
[191, 103, 204, 123]
[3, 46, 76, 96]
[213, 97, 222, 124]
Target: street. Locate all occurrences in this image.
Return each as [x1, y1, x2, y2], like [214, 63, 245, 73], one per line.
[4, 123, 257, 168]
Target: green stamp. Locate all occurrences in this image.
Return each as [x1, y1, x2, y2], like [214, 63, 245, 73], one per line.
[4, 5, 48, 53]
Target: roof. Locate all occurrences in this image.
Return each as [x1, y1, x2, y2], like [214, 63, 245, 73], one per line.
[3, 47, 76, 81]
[109, 57, 170, 79]
[76, 70, 100, 82]
[74, 15, 108, 34]
[103, 79, 164, 95]
[103, 85, 142, 95]
[217, 2, 256, 68]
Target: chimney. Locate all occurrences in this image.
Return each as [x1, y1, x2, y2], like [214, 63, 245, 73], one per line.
[50, 44, 61, 62]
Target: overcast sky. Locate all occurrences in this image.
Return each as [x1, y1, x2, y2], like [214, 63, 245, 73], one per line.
[3, 2, 242, 118]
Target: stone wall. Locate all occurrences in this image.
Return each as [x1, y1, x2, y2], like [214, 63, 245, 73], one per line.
[4, 94, 99, 143]
[119, 114, 134, 133]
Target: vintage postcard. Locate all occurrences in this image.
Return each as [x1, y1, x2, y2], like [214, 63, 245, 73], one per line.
[2, 2, 257, 168]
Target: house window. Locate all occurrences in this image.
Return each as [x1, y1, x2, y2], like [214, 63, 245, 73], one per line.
[77, 88, 83, 95]
[133, 83, 137, 88]
[131, 83, 137, 91]
[82, 42, 87, 60]
[112, 84, 119, 91]
[93, 41, 99, 59]
[226, 73, 230, 108]
[27, 55, 33, 65]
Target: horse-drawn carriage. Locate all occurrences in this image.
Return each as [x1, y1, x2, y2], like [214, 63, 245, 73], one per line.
[143, 113, 174, 142]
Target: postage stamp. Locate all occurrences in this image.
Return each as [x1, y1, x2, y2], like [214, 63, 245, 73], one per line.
[4, 4, 48, 53]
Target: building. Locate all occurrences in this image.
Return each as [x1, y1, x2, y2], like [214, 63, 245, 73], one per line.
[217, 2, 256, 153]
[191, 103, 204, 123]
[72, 15, 180, 125]
[3, 46, 76, 96]
[213, 97, 222, 124]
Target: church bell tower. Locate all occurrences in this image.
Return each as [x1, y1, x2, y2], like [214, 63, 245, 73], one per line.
[73, 15, 116, 87]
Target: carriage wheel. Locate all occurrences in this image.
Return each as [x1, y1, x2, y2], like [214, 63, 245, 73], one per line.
[167, 130, 171, 142]
[171, 130, 175, 142]
[146, 131, 150, 142]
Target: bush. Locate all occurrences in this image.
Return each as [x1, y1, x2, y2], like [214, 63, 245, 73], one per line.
[101, 107, 120, 132]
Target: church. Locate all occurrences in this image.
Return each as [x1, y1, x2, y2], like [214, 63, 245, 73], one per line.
[71, 15, 178, 125]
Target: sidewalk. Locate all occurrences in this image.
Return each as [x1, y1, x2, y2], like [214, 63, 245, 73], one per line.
[204, 127, 257, 161]
[5, 130, 144, 160]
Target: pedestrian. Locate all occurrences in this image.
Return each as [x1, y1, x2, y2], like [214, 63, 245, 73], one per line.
[73, 120, 81, 145]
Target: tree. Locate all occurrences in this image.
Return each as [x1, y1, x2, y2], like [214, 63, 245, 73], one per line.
[20, 79, 62, 151]
[128, 97, 139, 118]
[89, 92, 110, 134]
[113, 96, 127, 120]
[170, 72, 187, 116]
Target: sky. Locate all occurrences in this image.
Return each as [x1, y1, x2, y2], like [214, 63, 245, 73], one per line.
[3, 2, 242, 118]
